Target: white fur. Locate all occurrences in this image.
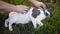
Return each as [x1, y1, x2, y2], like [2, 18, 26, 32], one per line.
[4, 7, 50, 31]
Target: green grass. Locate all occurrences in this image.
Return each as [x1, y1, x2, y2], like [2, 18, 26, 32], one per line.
[0, 0, 60, 34]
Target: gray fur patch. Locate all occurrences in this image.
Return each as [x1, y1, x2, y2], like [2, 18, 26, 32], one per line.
[32, 8, 40, 18]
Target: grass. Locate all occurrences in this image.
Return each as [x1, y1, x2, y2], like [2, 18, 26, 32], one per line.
[0, 0, 60, 34]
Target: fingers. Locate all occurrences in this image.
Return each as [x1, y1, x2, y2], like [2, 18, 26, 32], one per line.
[40, 4, 46, 10]
[42, 3, 46, 9]
[23, 7, 31, 14]
[25, 7, 31, 12]
[33, 1, 46, 10]
[15, 5, 30, 13]
[23, 7, 30, 13]
[19, 5, 29, 9]
[21, 5, 29, 10]
[39, 2, 46, 9]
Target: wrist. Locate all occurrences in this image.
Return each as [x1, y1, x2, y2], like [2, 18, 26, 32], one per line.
[29, 0, 37, 3]
[29, 0, 39, 5]
[9, 5, 16, 12]
[5, 5, 17, 12]
[5, 4, 16, 12]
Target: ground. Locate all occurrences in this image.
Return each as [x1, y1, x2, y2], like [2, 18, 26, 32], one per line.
[0, 0, 60, 34]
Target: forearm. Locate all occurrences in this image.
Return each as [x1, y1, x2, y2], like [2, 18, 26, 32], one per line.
[0, 1, 16, 12]
[28, 0, 38, 4]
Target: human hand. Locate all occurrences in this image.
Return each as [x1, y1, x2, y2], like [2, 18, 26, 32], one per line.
[0, 1, 29, 13]
[33, 1, 46, 9]
[29, 0, 46, 10]
[13, 5, 29, 13]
